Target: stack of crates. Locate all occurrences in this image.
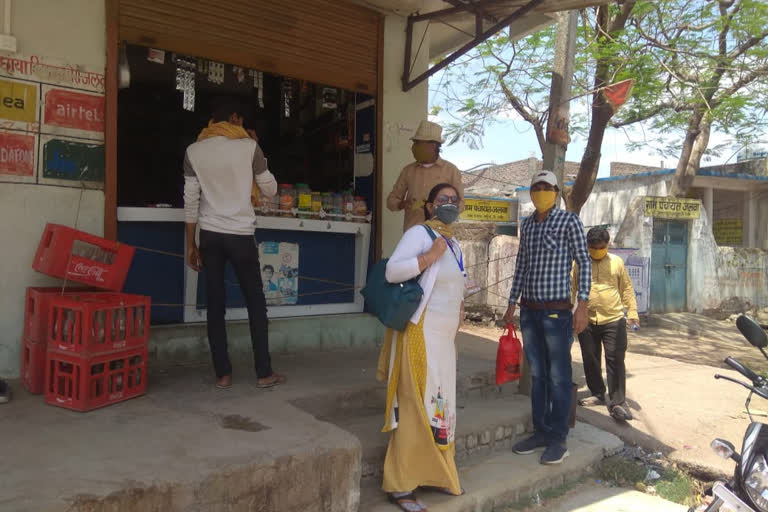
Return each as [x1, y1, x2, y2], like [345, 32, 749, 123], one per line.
[24, 223, 151, 412]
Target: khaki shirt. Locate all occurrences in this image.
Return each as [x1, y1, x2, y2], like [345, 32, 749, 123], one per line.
[571, 253, 639, 326]
[386, 157, 465, 232]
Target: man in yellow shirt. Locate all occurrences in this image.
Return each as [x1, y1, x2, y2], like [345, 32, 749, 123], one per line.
[571, 227, 639, 422]
[386, 120, 464, 232]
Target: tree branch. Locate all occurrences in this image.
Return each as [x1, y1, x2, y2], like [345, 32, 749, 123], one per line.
[712, 62, 768, 107]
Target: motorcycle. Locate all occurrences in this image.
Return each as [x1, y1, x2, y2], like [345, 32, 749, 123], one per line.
[691, 315, 768, 512]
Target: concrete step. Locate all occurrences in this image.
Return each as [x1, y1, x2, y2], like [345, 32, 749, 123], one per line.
[359, 422, 624, 512]
[353, 394, 532, 480]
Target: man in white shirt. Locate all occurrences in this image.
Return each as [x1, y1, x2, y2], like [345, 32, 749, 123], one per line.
[184, 98, 285, 389]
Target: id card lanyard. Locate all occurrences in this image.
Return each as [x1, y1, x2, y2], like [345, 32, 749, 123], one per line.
[441, 235, 466, 278]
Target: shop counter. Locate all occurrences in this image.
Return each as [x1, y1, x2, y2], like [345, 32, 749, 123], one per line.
[116, 207, 370, 324]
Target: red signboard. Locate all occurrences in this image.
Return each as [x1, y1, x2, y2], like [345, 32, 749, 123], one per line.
[43, 89, 104, 132]
[0, 131, 35, 176]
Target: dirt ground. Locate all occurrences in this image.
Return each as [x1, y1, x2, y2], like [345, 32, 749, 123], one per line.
[459, 314, 768, 478]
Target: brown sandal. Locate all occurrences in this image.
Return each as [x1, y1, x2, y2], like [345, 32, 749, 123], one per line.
[256, 372, 287, 389]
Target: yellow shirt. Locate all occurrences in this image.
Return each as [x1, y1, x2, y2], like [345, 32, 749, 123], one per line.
[386, 157, 465, 232]
[571, 253, 639, 326]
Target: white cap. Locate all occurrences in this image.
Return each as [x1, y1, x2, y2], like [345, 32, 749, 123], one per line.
[531, 170, 558, 187]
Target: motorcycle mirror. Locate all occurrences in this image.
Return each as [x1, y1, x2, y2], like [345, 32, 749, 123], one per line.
[711, 438, 737, 460]
[737, 315, 768, 349]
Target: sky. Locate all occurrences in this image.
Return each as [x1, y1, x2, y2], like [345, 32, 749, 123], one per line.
[429, 109, 736, 180]
[427, 77, 740, 179]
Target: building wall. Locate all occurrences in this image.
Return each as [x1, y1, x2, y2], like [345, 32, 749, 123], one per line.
[568, 174, 670, 244]
[0, 1, 106, 377]
[610, 161, 663, 177]
[380, 15, 429, 256]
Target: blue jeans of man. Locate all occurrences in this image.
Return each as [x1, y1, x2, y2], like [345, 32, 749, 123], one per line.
[520, 306, 574, 443]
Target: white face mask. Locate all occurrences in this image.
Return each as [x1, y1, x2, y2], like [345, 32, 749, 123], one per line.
[419, 162, 435, 168]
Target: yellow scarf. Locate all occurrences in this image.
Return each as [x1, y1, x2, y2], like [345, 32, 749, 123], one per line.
[424, 218, 454, 239]
[197, 121, 250, 142]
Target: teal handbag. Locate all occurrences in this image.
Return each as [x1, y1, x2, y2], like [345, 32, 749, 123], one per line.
[361, 226, 436, 331]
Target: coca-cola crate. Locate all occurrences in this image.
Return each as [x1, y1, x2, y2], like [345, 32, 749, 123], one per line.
[32, 223, 135, 291]
[21, 337, 46, 394]
[45, 346, 148, 412]
[49, 293, 151, 355]
[24, 286, 93, 343]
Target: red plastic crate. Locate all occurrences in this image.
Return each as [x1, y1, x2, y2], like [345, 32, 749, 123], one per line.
[32, 223, 135, 291]
[24, 286, 93, 343]
[48, 293, 150, 355]
[45, 346, 148, 412]
[21, 337, 46, 394]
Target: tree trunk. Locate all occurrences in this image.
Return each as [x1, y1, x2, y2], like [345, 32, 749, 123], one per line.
[670, 113, 709, 197]
[568, 101, 614, 213]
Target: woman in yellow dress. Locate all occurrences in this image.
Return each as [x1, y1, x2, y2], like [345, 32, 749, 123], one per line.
[377, 183, 466, 511]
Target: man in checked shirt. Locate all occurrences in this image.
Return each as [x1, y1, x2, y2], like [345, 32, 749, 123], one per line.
[503, 170, 591, 465]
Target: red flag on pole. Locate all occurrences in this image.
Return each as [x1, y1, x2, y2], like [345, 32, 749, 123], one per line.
[603, 79, 635, 113]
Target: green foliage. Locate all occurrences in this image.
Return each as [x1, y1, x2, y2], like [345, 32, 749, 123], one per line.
[432, 0, 768, 160]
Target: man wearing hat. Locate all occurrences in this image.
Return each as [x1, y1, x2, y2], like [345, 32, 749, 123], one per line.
[386, 120, 465, 231]
[503, 170, 591, 465]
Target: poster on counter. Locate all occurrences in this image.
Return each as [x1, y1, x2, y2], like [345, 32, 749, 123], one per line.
[259, 241, 299, 306]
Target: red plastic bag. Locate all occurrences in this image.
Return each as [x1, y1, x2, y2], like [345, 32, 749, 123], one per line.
[496, 323, 522, 385]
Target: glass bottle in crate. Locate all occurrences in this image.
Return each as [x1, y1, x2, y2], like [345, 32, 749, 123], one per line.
[135, 305, 146, 337]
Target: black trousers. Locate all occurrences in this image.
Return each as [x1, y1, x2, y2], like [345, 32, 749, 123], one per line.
[199, 230, 272, 379]
[577, 318, 627, 407]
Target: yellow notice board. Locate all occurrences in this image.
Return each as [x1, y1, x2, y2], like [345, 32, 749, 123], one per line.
[644, 196, 701, 219]
[713, 219, 743, 246]
[461, 198, 512, 222]
[0, 78, 37, 123]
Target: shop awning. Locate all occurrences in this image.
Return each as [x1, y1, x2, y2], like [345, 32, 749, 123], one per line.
[351, 0, 615, 91]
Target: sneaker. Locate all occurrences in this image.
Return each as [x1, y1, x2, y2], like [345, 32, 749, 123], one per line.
[541, 442, 569, 465]
[512, 434, 549, 455]
[0, 379, 10, 404]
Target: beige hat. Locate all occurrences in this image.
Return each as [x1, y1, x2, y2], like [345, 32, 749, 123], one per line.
[531, 170, 558, 187]
[411, 120, 445, 143]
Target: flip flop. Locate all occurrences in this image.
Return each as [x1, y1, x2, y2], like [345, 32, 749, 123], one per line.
[256, 373, 287, 389]
[578, 395, 605, 406]
[388, 493, 426, 511]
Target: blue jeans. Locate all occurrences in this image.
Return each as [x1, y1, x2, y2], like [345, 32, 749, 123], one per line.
[520, 307, 574, 443]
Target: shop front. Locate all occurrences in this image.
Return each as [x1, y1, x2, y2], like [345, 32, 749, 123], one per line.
[108, 0, 382, 324]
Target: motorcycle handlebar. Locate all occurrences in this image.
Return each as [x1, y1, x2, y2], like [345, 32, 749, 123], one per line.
[725, 357, 762, 385]
[715, 374, 768, 400]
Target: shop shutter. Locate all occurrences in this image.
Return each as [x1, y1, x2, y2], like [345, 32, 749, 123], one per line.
[118, 0, 380, 93]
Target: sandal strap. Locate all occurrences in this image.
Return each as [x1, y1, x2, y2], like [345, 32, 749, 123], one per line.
[389, 493, 425, 512]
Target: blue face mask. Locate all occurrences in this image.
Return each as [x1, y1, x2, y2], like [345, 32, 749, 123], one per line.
[434, 203, 459, 224]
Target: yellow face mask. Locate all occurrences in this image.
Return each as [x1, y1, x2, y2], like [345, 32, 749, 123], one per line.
[589, 248, 608, 260]
[412, 143, 436, 163]
[531, 190, 557, 213]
